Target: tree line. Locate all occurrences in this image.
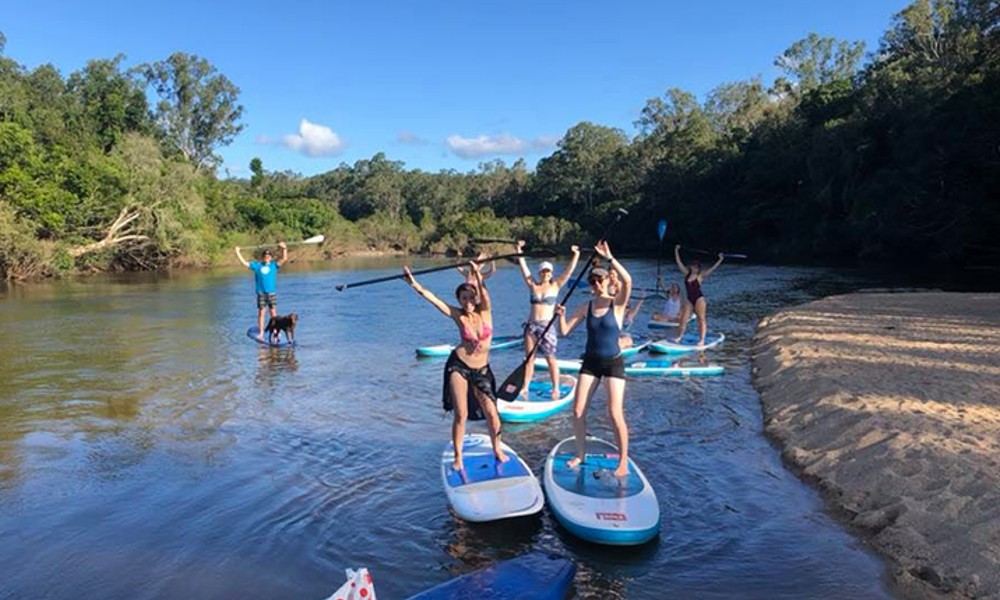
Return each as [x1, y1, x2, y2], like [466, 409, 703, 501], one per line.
[0, 0, 997, 281]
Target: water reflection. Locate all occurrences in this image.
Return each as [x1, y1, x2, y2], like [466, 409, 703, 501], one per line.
[0, 260, 897, 600]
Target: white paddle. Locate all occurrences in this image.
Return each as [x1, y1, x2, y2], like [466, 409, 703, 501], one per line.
[237, 234, 325, 250]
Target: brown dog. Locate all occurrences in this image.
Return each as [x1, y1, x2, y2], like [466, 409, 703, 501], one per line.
[265, 312, 298, 344]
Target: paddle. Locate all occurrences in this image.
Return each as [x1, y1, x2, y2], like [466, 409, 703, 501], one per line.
[237, 234, 326, 250]
[496, 208, 629, 402]
[334, 249, 555, 291]
[656, 220, 667, 282]
[471, 237, 519, 245]
[682, 245, 748, 260]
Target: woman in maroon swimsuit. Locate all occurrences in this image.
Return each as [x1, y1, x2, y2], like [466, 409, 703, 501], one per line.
[673, 245, 724, 346]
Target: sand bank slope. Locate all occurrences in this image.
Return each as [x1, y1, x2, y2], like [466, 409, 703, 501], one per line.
[753, 292, 1000, 599]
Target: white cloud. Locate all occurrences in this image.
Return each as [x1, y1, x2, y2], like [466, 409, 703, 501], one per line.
[272, 119, 346, 157]
[445, 133, 556, 159]
[396, 130, 428, 145]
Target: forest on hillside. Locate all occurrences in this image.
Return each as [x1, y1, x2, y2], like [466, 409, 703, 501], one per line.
[0, 0, 997, 281]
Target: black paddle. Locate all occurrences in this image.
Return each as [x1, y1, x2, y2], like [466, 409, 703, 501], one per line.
[496, 208, 629, 401]
[681, 246, 748, 260]
[333, 250, 554, 291]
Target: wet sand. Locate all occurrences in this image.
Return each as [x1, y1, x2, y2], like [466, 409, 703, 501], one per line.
[752, 292, 1000, 600]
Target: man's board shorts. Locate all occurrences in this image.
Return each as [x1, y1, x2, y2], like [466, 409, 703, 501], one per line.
[256, 293, 277, 309]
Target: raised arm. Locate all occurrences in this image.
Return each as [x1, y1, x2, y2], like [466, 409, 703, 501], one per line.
[555, 245, 581, 287]
[276, 242, 289, 267]
[235, 247, 250, 268]
[626, 297, 645, 322]
[674, 245, 689, 276]
[701, 253, 725, 279]
[597, 241, 631, 307]
[555, 303, 587, 337]
[403, 266, 455, 318]
[515, 239, 534, 285]
[482, 260, 496, 280]
[470, 262, 491, 312]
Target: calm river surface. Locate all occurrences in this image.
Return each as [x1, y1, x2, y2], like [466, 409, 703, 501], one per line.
[0, 258, 897, 599]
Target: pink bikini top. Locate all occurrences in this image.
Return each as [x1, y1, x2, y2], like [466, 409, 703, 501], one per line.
[461, 320, 493, 348]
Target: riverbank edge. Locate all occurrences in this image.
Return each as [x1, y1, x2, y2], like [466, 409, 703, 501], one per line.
[752, 292, 1000, 600]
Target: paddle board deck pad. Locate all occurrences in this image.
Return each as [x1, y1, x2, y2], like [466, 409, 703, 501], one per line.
[441, 434, 544, 522]
[404, 552, 575, 600]
[417, 335, 523, 357]
[647, 314, 696, 329]
[498, 375, 577, 423]
[625, 360, 724, 377]
[650, 332, 725, 353]
[246, 326, 295, 347]
[544, 436, 660, 545]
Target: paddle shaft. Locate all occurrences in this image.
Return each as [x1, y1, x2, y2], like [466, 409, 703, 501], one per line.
[497, 209, 628, 400]
[238, 235, 324, 251]
[681, 245, 747, 259]
[335, 251, 546, 291]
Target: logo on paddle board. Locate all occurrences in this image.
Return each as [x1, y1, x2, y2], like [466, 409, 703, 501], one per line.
[596, 512, 627, 521]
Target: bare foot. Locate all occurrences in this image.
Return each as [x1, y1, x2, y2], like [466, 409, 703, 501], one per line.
[672, 336, 682, 343]
[613, 463, 629, 478]
[494, 448, 509, 463]
[452, 459, 463, 472]
[567, 456, 583, 469]
[550, 388, 561, 400]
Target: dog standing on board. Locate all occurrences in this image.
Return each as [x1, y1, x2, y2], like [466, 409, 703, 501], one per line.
[265, 313, 298, 345]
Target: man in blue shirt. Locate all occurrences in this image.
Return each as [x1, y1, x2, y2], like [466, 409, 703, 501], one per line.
[235, 242, 288, 340]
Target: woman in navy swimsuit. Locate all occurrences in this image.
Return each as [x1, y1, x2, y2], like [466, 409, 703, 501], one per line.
[555, 241, 632, 478]
[673, 245, 724, 346]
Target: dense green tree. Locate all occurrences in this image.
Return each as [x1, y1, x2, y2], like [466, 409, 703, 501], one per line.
[139, 52, 244, 171]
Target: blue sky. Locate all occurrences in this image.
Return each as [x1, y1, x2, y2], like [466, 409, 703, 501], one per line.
[4, 0, 910, 177]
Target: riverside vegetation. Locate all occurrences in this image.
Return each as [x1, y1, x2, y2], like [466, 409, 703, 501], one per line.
[0, 0, 997, 281]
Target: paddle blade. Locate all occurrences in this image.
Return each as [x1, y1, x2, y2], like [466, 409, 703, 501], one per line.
[657, 220, 667, 241]
[302, 234, 325, 244]
[497, 361, 528, 402]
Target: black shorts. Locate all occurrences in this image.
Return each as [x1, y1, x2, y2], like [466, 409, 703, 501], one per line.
[580, 353, 625, 380]
[256, 293, 277, 309]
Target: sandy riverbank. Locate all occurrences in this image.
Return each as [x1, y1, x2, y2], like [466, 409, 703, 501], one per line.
[752, 292, 1000, 600]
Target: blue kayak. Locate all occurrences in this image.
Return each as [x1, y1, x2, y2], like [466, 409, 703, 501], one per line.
[404, 552, 575, 600]
[246, 326, 295, 348]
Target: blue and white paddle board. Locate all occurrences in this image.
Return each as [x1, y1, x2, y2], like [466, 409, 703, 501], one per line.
[404, 552, 575, 600]
[246, 326, 295, 348]
[498, 375, 576, 423]
[531, 342, 649, 374]
[625, 360, 724, 377]
[647, 314, 696, 329]
[442, 434, 544, 522]
[417, 335, 523, 357]
[544, 436, 660, 545]
[649, 332, 725, 354]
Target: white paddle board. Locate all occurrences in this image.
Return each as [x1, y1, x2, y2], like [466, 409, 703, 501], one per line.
[441, 434, 543, 522]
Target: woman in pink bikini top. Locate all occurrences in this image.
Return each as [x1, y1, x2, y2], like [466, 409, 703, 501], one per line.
[402, 261, 506, 471]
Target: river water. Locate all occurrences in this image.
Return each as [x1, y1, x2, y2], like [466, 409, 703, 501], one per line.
[0, 258, 896, 599]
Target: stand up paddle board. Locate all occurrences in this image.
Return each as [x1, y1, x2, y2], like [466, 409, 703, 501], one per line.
[625, 360, 724, 377]
[404, 552, 575, 600]
[544, 436, 660, 545]
[417, 335, 523, 357]
[442, 434, 543, 522]
[246, 326, 295, 348]
[498, 375, 577, 423]
[532, 341, 650, 374]
[647, 314, 696, 329]
[649, 332, 725, 354]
